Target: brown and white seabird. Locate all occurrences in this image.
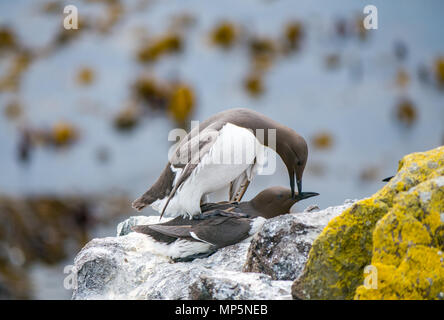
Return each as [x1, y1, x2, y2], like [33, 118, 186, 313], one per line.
[132, 108, 309, 219]
[131, 186, 319, 261]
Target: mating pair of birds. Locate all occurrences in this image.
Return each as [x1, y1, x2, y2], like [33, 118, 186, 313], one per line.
[131, 108, 319, 261]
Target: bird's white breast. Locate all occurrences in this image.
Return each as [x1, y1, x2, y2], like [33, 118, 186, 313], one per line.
[141, 234, 213, 259]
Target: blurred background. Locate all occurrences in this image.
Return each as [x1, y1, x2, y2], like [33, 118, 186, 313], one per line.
[0, 0, 443, 299]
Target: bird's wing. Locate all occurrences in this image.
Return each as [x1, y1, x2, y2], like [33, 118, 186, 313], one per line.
[191, 215, 252, 248]
[169, 121, 224, 170]
[131, 215, 203, 242]
[147, 224, 194, 239]
[200, 201, 238, 213]
[160, 122, 224, 218]
[131, 225, 178, 244]
[133, 211, 252, 248]
[132, 163, 176, 211]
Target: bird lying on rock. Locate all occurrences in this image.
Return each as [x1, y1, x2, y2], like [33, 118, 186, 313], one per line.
[132, 108, 309, 220]
[131, 186, 319, 262]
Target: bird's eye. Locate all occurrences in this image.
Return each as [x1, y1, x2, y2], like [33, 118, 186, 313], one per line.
[297, 160, 302, 166]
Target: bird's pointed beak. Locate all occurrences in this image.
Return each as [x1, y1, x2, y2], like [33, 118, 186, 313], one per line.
[289, 172, 295, 199]
[297, 179, 302, 197]
[296, 191, 319, 201]
[382, 175, 394, 182]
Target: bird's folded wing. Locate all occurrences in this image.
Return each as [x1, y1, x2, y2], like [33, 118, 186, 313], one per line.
[201, 201, 237, 213]
[131, 225, 178, 244]
[191, 216, 252, 248]
[169, 121, 223, 170]
[161, 122, 224, 217]
[133, 214, 253, 248]
[147, 224, 194, 239]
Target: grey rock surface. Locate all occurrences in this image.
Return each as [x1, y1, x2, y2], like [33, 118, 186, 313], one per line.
[116, 215, 155, 236]
[72, 202, 355, 300]
[243, 201, 355, 280]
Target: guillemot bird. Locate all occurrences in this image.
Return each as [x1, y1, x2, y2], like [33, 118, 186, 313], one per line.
[132, 108, 309, 219]
[131, 186, 319, 261]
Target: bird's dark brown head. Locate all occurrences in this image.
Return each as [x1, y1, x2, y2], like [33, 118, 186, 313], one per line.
[277, 130, 308, 198]
[250, 186, 318, 219]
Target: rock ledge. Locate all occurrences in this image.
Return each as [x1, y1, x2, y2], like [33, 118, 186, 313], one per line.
[72, 201, 353, 300]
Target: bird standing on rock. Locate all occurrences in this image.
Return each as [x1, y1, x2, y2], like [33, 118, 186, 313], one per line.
[132, 186, 319, 261]
[132, 108, 309, 219]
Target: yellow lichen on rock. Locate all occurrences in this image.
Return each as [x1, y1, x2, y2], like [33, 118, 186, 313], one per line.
[355, 176, 444, 299]
[292, 146, 444, 300]
[292, 198, 388, 299]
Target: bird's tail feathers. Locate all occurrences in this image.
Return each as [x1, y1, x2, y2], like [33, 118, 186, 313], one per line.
[132, 197, 148, 211]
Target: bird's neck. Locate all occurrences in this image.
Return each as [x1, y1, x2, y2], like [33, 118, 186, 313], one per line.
[248, 199, 273, 219]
